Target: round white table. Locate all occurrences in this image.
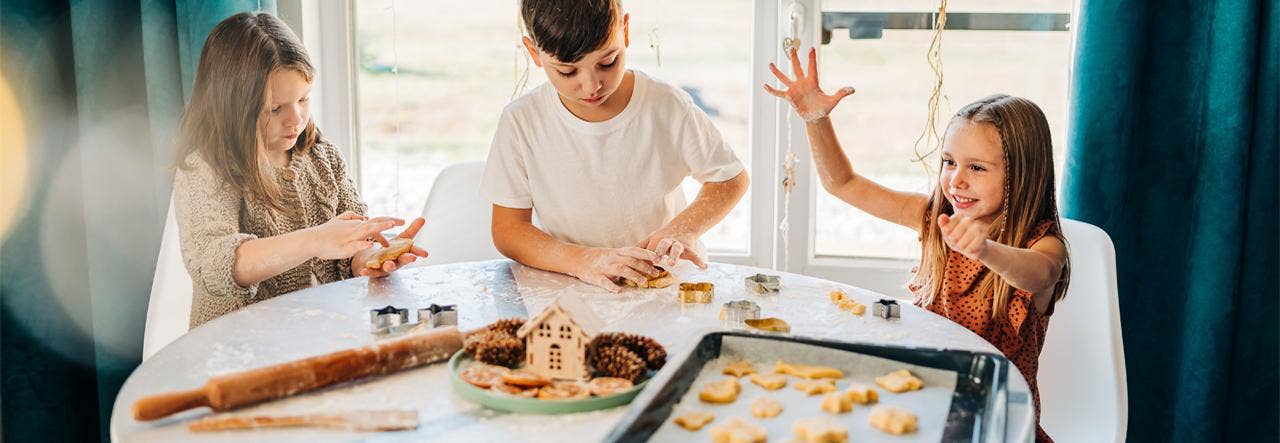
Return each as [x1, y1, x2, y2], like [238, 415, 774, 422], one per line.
[111, 260, 1034, 442]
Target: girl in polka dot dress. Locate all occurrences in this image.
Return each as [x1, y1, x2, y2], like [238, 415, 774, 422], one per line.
[765, 47, 1070, 442]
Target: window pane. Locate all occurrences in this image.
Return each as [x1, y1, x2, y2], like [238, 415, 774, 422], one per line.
[354, 0, 753, 254]
[814, 5, 1071, 259]
[355, 0, 533, 219]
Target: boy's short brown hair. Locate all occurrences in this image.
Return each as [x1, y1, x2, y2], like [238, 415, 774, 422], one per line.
[520, 0, 622, 63]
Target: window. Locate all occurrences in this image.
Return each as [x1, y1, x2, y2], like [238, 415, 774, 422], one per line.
[812, 1, 1073, 261]
[352, 0, 754, 254]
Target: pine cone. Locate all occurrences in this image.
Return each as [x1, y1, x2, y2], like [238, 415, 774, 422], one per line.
[589, 345, 646, 383]
[486, 317, 526, 336]
[590, 333, 666, 370]
[473, 333, 524, 368]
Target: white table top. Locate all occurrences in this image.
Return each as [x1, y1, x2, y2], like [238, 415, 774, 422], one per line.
[111, 260, 1033, 442]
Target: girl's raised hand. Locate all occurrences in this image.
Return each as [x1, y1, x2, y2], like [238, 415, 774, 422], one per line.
[763, 46, 856, 122]
[353, 217, 430, 278]
[938, 214, 990, 261]
[309, 211, 404, 260]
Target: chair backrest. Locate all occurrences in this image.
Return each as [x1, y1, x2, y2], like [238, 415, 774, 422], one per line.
[1038, 218, 1128, 442]
[416, 161, 503, 264]
[142, 195, 192, 361]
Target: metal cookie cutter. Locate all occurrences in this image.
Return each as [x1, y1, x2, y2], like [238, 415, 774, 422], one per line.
[873, 299, 901, 319]
[370, 305, 410, 333]
[677, 282, 715, 303]
[743, 273, 781, 294]
[720, 300, 761, 326]
[418, 304, 458, 328]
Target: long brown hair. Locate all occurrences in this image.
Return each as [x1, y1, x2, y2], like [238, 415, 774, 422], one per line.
[913, 94, 1070, 320]
[174, 12, 321, 211]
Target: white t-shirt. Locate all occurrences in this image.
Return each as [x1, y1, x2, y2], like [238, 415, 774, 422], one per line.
[482, 70, 744, 248]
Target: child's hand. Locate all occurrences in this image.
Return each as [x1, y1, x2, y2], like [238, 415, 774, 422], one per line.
[352, 217, 429, 278]
[938, 214, 991, 261]
[763, 47, 856, 122]
[572, 246, 663, 293]
[636, 232, 708, 270]
[309, 211, 404, 260]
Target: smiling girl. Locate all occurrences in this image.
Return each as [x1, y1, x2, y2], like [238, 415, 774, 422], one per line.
[766, 47, 1070, 442]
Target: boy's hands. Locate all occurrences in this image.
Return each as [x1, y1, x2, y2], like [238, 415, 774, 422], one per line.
[572, 246, 664, 293]
[938, 214, 990, 261]
[763, 46, 855, 122]
[309, 211, 403, 260]
[351, 217, 429, 278]
[636, 232, 708, 270]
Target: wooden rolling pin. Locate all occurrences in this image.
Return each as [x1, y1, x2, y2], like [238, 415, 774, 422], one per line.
[188, 409, 419, 432]
[132, 326, 464, 421]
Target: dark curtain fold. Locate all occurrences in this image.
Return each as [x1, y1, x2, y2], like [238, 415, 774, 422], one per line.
[1062, 0, 1278, 440]
[1, 1, 275, 440]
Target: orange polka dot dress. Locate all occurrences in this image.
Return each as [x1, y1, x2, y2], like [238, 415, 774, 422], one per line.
[910, 220, 1060, 443]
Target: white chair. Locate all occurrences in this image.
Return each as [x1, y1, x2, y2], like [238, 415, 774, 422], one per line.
[415, 161, 503, 264]
[142, 195, 193, 361]
[1038, 218, 1128, 442]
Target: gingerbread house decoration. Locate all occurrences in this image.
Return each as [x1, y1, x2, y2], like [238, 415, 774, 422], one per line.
[515, 293, 604, 380]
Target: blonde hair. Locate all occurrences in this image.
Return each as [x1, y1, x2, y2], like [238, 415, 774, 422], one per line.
[912, 94, 1070, 320]
[174, 12, 321, 212]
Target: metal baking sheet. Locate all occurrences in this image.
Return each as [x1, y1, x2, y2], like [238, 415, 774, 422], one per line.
[605, 331, 1009, 443]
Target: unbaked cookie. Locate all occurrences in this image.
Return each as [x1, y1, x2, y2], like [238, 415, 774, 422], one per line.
[748, 373, 788, 390]
[709, 417, 767, 443]
[723, 360, 757, 377]
[750, 397, 783, 418]
[875, 369, 923, 393]
[699, 377, 742, 404]
[819, 391, 853, 414]
[869, 405, 918, 435]
[365, 238, 414, 269]
[845, 383, 879, 405]
[775, 360, 844, 379]
[625, 269, 675, 289]
[792, 417, 849, 443]
[674, 410, 716, 431]
[795, 379, 837, 396]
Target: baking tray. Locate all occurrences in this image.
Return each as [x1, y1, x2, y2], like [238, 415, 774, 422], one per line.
[604, 331, 1010, 442]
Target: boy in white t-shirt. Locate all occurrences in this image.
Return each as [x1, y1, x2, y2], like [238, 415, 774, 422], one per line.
[482, 0, 749, 292]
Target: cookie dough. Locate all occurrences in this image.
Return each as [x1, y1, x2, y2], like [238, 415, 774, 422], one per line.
[750, 397, 783, 419]
[365, 238, 414, 269]
[819, 391, 853, 414]
[875, 369, 924, 393]
[709, 417, 767, 443]
[774, 360, 844, 379]
[795, 379, 837, 396]
[625, 269, 675, 289]
[699, 377, 742, 404]
[869, 405, 918, 435]
[845, 383, 879, 405]
[748, 373, 788, 390]
[723, 360, 757, 377]
[792, 417, 849, 443]
[674, 410, 716, 431]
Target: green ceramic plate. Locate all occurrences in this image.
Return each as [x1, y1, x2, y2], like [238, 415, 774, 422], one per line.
[448, 351, 649, 414]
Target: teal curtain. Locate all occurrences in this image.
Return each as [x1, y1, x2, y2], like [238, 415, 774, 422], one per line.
[1, 0, 274, 441]
[1063, 0, 1277, 441]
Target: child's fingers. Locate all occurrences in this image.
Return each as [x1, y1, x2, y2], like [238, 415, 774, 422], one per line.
[833, 86, 856, 101]
[807, 47, 819, 82]
[622, 256, 661, 277]
[788, 46, 804, 78]
[682, 248, 708, 270]
[937, 214, 954, 234]
[619, 246, 660, 263]
[398, 217, 426, 239]
[356, 221, 397, 242]
[664, 241, 684, 267]
[763, 83, 787, 98]
[395, 253, 417, 266]
[409, 246, 428, 257]
[371, 232, 390, 247]
[337, 211, 364, 221]
[768, 63, 794, 85]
